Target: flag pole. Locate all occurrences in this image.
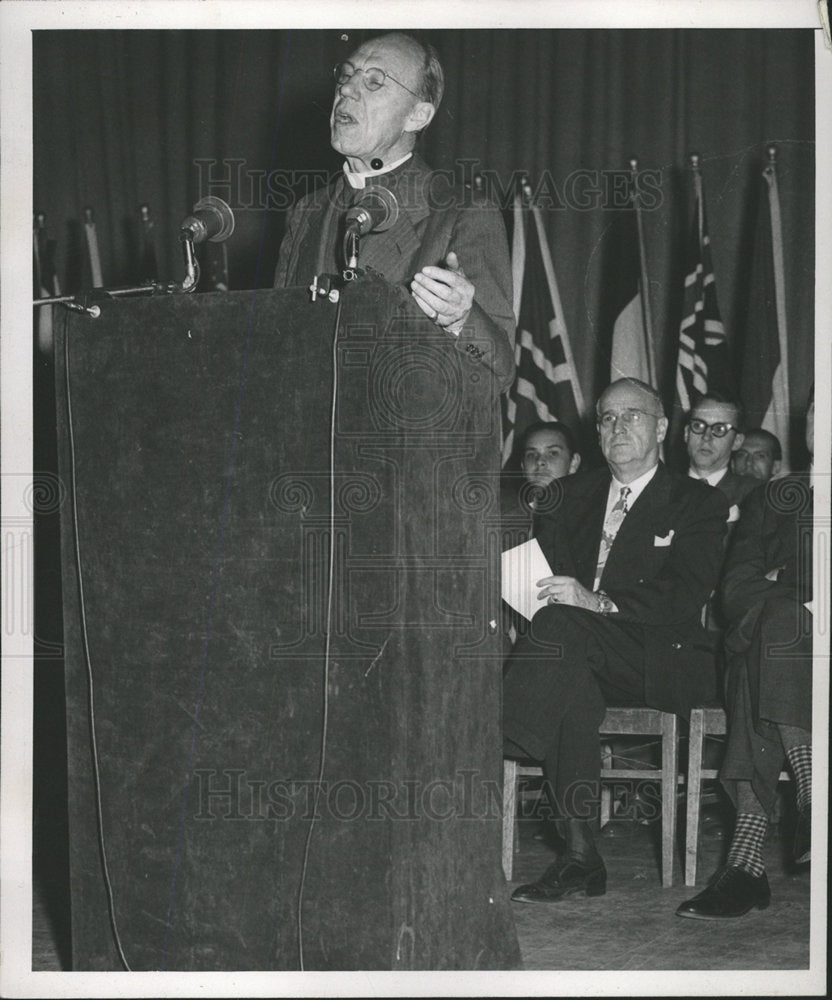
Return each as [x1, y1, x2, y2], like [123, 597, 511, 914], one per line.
[502, 174, 528, 465]
[763, 143, 791, 470]
[676, 151, 704, 416]
[630, 158, 656, 387]
[528, 181, 586, 416]
[83, 206, 104, 288]
[510, 175, 528, 325]
[138, 203, 159, 282]
[690, 153, 703, 239]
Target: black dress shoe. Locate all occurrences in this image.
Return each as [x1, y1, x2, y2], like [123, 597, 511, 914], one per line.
[676, 865, 771, 919]
[793, 805, 811, 865]
[511, 856, 606, 903]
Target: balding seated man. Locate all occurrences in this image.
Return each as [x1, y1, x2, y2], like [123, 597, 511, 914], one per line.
[731, 428, 783, 484]
[503, 378, 727, 902]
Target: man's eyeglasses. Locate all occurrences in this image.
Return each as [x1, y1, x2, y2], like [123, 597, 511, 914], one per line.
[688, 418, 736, 438]
[333, 62, 422, 99]
[597, 408, 657, 428]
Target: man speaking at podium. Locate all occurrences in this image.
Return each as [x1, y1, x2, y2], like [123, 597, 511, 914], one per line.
[274, 31, 516, 392]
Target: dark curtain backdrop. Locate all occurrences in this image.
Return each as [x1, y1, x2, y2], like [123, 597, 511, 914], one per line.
[33, 28, 815, 411]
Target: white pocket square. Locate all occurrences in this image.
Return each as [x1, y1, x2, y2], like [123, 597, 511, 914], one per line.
[653, 530, 675, 547]
[727, 504, 740, 523]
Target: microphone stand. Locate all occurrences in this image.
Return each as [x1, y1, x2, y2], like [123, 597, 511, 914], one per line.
[343, 227, 360, 276]
[309, 188, 397, 304]
[33, 230, 201, 318]
[309, 226, 363, 304]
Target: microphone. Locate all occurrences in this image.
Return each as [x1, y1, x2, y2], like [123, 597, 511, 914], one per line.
[345, 187, 399, 237]
[180, 196, 235, 244]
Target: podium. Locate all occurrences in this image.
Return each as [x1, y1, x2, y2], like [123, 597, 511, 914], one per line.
[55, 274, 521, 970]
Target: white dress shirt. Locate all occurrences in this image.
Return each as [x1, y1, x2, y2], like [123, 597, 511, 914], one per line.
[603, 464, 659, 523]
[688, 465, 728, 488]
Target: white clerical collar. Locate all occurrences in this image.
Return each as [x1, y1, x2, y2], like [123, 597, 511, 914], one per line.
[688, 466, 728, 488]
[608, 464, 658, 511]
[343, 152, 413, 189]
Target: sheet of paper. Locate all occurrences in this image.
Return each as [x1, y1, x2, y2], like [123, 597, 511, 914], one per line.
[501, 537, 553, 622]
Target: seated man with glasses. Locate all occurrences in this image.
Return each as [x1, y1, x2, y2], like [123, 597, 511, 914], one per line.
[685, 394, 759, 636]
[685, 393, 758, 511]
[503, 378, 727, 902]
[274, 31, 515, 391]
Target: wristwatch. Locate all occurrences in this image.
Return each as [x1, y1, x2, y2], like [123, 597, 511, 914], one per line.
[596, 590, 615, 615]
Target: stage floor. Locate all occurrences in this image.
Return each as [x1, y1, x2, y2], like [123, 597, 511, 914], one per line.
[34, 799, 810, 972]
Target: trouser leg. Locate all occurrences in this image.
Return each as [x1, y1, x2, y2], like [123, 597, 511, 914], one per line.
[504, 604, 647, 822]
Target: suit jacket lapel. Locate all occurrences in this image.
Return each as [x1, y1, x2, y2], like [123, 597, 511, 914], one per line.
[358, 157, 432, 279]
[290, 174, 347, 284]
[358, 212, 425, 276]
[602, 464, 670, 582]
[571, 472, 610, 589]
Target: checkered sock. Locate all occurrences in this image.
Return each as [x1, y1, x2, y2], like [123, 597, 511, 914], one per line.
[785, 744, 812, 811]
[726, 813, 767, 878]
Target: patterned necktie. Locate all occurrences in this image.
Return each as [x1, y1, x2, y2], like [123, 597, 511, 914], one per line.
[594, 486, 631, 589]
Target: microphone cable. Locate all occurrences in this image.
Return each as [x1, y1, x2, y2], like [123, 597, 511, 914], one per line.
[295, 290, 344, 971]
[63, 319, 132, 971]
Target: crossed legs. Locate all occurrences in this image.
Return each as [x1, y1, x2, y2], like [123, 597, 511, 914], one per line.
[503, 604, 647, 901]
[677, 597, 812, 919]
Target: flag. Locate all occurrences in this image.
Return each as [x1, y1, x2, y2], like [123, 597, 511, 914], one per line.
[502, 186, 585, 466]
[739, 149, 791, 471]
[669, 157, 733, 455]
[608, 164, 657, 388]
[34, 213, 61, 356]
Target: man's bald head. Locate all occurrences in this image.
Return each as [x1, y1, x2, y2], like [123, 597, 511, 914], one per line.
[331, 33, 443, 172]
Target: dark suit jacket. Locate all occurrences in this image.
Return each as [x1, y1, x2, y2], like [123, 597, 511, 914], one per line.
[273, 154, 516, 391]
[722, 473, 813, 652]
[533, 463, 729, 716]
[696, 468, 758, 630]
[719, 474, 813, 792]
[712, 468, 759, 509]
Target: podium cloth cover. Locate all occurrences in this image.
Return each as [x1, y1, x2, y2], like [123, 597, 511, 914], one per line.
[55, 274, 521, 970]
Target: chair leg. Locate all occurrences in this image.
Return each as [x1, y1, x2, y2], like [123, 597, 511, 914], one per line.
[685, 708, 706, 886]
[502, 759, 518, 881]
[600, 742, 613, 827]
[660, 713, 679, 888]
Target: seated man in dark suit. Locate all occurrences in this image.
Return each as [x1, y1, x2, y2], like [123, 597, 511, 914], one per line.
[503, 378, 727, 901]
[677, 394, 814, 919]
[731, 428, 783, 483]
[519, 421, 582, 491]
[501, 421, 582, 653]
[273, 31, 515, 391]
[686, 394, 759, 635]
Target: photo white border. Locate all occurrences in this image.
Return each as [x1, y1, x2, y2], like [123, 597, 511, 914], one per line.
[2, 1, 829, 996]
